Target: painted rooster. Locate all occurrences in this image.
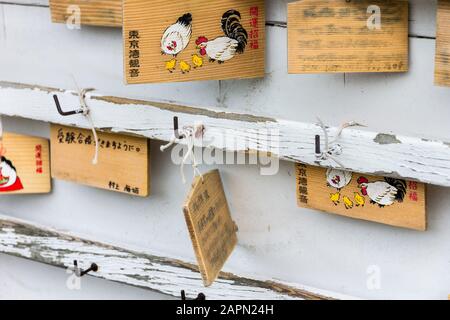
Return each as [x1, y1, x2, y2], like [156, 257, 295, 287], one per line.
[161, 13, 193, 57]
[357, 177, 407, 207]
[195, 10, 248, 63]
[326, 168, 352, 190]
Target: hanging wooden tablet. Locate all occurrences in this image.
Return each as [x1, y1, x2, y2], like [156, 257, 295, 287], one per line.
[183, 169, 238, 287]
[435, 0, 450, 87]
[123, 0, 265, 84]
[296, 164, 426, 231]
[49, 0, 122, 27]
[288, 0, 409, 73]
[0, 132, 51, 194]
[50, 125, 149, 196]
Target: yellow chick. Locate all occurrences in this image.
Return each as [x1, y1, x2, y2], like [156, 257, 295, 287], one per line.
[192, 54, 204, 68]
[180, 60, 191, 74]
[343, 196, 354, 210]
[354, 192, 365, 207]
[165, 59, 176, 73]
[330, 192, 340, 206]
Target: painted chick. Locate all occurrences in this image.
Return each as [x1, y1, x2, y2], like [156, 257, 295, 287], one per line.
[165, 59, 177, 73]
[354, 192, 365, 207]
[180, 60, 191, 73]
[192, 54, 204, 68]
[330, 192, 340, 206]
[343, 196, 354, 210]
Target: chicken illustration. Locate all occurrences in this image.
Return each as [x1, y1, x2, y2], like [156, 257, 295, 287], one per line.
[165, 59, 177, 73]
[180, 61, 191, 74]
[357, 177, 407, 208]
[330, 192, 340, 206]
[343, 196, 354, 210]
[326, 168, 352, 190]
[195, 10, 248, 63]
[354, 192, 365, 207]
[192, 54, 204, 68]
[161, 13, 193, 57]
[0, 156, 24, 192]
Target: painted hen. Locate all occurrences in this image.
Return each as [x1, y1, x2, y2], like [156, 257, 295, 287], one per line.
[357, 177, 407, 207]
[161, 13, 193, 57]
[195, 10, 248, 63]
[326, 168, 352, 190]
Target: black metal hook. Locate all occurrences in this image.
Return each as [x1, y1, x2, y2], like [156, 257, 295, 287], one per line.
[181, 290, 206, 300]
[173, 116, 186, 139]
[315, 135, 321, 157]
[53, 94, 84, 116]
[73, 260, 99, 277]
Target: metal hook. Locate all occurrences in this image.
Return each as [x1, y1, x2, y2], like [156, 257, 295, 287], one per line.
[53, 94, 84, 116]
[315, 135, 321, 158]
[73, 260, 99, 277]
[180, 290, 206, 300]
[174, 116, 185, 140]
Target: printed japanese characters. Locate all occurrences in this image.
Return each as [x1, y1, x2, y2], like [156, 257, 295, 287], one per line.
[0, 132, 51, 194]
[288, 0, 409, 73]
[183, 170, 238, 286]
[50, 125, 149, 196]
[296, 164, 426, 231]
[123, 0, 265, 83]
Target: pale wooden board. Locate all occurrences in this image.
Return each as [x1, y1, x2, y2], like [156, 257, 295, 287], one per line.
[288, 0, 409, 73]
[50, 124, 149, 196]
[183, 169, 237, 287]
[435, 0, 450, 86]
[296, 164, 426, 231]
[1, 82, 450, 187]
[0, 132, 51, 194]
[123, 0, 265, 83]
[0, 215, 352, 300]
[49, 0, 122, 27]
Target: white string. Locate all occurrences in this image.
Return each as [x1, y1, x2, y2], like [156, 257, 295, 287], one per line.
[72, 77, 99, 165]
[316, 117, 363, 168]
[160, 123, 204, 184]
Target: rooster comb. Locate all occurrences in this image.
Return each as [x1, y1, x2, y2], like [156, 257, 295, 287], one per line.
[357, 176, 369, 184]
[196, 36, 208, 45]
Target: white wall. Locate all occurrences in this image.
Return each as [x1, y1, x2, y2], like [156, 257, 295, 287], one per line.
[0, 0, 449, 300]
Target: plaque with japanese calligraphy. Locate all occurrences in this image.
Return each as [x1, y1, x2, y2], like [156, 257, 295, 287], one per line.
[183, 170, 238, 287]
[123, 0, 265, 84]
[296, 164, 426, 231]
[49, 0, 122, 27]
[435, 0, 450, 87]
[50, 125, 149, 196]
[288, 0, 409, 73]
[0, 132, 51, 194]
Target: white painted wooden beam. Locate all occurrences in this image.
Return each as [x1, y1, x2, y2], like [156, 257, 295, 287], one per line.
[1, 81, 450, 187]
[0, 215, 352, 300]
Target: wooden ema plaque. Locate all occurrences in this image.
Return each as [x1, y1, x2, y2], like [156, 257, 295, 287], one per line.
[296, 164, 426, 231]
[49, 0, 122, 27]
[50, 125, 149, 196]
[123, 0, 265, 84]
[0, 132, 51, 194]
[183, 170, 238, 287]
[435, 0, 450, 87]
[288, 0, 409, 73]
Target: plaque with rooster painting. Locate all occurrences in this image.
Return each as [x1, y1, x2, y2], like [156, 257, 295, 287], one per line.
[123, 0, 265, 84]
[296, 164, 426, 231]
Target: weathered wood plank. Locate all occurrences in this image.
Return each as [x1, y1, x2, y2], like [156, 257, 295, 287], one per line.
[435, 0, 450, 86]
[0, 215, 351, 299]
[0, 81, 449, 187]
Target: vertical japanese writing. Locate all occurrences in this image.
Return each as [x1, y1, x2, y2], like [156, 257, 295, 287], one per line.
[249, 6, 260, 50]
[128, 31, 140, 78]
[408, 181, 418, 202]
[297, 164, 308, 204]
[35, 144, 43, 174]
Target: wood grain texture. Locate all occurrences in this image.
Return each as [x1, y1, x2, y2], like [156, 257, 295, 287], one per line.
[296, 165, 426, 230]
[435, 0, 450, 86]
[50, 124, 149, 196]
[0, 132, 51, 194]
[183, 170, 237, 287]
[49, 0, 121, 27]
[288, 0, 409, 73]
[0, 215, 353, 300]
[123, 0, 265, 83]
[1, 81, 450, 187]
